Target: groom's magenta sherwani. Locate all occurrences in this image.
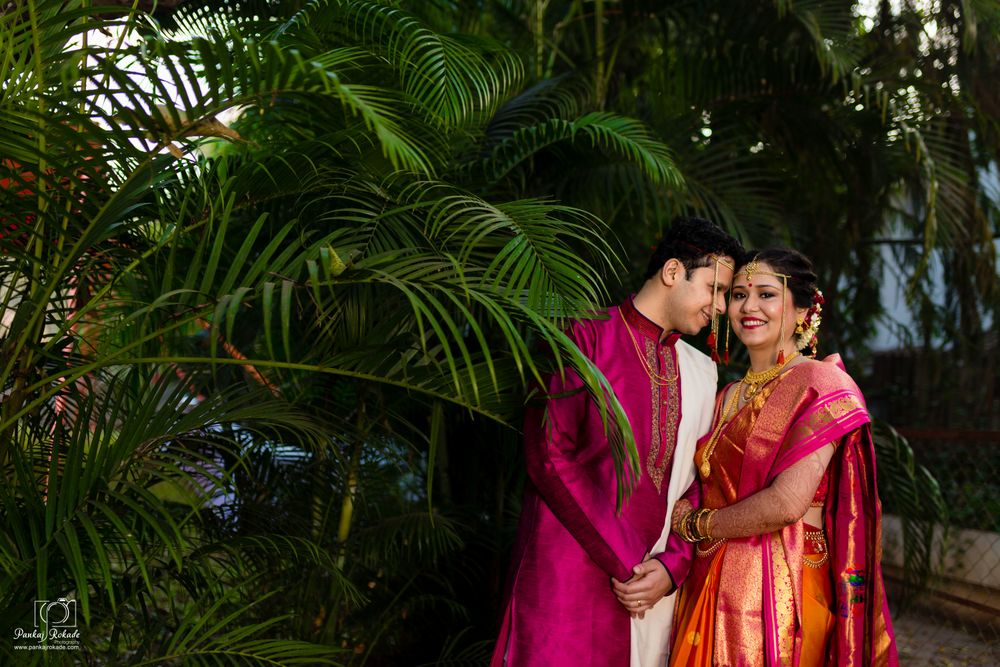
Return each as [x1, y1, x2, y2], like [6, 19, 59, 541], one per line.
[491, 299, 718, 667]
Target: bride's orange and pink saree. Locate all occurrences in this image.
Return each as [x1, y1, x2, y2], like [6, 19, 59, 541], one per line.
[671, 356, 898, 667]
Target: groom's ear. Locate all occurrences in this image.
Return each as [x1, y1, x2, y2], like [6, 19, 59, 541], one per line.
[660, 258, 684, 286]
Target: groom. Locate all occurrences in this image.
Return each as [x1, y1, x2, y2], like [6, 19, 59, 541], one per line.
[491, 217, 742, 666]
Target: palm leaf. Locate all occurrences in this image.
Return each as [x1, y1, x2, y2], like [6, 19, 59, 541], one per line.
[271, 0, 524, 126]
[476, 111, 684, 189]
[872, 421, 947, 607]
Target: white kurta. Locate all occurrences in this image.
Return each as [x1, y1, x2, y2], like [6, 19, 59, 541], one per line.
[630, 340, 718, 667]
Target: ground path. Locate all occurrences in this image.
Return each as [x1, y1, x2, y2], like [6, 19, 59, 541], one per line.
[895, 612, 1000, 666]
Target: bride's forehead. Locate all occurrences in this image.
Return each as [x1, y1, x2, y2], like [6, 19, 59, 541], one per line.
[734, 265, 784, 288]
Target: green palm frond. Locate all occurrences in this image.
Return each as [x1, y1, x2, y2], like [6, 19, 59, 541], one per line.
[0, 1, 128, 105]
[275, 0, 524, 126]
[58, 158, 625, 418]
[417, 627, 494, 667]
[0, 371, 356, 660]
[676, 135, 779, 246]
[140, 639, 345, 667]
[0, 367, 324, 597]
[872, 421, 947, 607]
[353, 511, 463, 569]
[382, 181, 618, 308]
[776, 0, 862, 81]
[152, 0, 281, 38]
[73, 33, 434, 173]
[483, 74, 587, 140]
[130, 591, 348, 666]
[476, 111, 684, 189]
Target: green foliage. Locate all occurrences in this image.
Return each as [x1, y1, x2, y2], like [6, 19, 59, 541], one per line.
[0, 0, 683, 662]
[872, 422, 948, 608]
[902, 440, 1000, 534]
[449, 0, 999, 356]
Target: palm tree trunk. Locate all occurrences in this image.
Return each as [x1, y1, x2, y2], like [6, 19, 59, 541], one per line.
[335, 402, 366, 570]
[534, 0, 550, 80]
[595, 0, 606, 108]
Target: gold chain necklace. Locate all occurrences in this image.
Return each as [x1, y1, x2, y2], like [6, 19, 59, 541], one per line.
[698, 383, 742, 478]
[742, 351, 799, 400]
[618, 308, 679, 385]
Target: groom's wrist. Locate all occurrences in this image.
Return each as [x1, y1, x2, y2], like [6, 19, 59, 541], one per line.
[651, 556, 676, 593]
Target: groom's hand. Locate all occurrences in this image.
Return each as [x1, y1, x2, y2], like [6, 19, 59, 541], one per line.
[611, 555, 674, 620]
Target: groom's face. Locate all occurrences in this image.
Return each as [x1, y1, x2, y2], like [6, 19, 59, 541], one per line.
[661, 258, 734, 335]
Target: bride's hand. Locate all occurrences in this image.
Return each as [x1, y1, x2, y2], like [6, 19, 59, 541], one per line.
[671, 499, 693, 532]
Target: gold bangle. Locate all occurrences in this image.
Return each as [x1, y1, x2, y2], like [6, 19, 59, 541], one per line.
[690, 509, 705, 542]
[675, 510, 691, 542]
[702, 509, 717, 541]
[681, 510, 699, 543]
[686, 511, 699, 543]
[694, 509, 708, 541]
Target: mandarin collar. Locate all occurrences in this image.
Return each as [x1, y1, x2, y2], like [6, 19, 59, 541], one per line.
[620, 296, 681, 347]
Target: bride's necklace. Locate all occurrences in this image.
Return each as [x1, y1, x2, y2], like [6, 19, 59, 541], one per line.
[700, 352, 800, 478]
[699, 384, 742, 478]
[742, 351, 799, 400]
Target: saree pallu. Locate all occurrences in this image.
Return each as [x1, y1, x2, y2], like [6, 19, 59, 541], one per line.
[670, 356, 898, 667]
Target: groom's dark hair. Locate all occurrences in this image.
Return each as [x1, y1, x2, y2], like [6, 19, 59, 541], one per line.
[644, 216, 744, 280]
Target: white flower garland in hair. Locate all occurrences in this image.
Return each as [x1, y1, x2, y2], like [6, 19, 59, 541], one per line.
[795, 289, 824, 354]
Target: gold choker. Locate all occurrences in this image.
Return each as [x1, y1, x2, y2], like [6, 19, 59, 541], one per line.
[742, 351, 799, 399]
